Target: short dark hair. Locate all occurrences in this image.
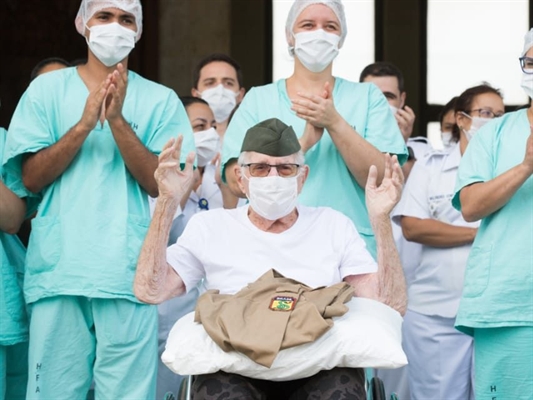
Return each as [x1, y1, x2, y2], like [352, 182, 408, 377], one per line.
[452, 83, 503, 141]
[179, 96, 209, 110]
[192, 53, 244, 89]
[30, 57, 71, 81]
[359, 61, 405, 93]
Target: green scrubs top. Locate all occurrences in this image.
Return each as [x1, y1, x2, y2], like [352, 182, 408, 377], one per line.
[0, 128, 31, 346]
[3, 68, 195, 304]
[452, 109, 533, 334]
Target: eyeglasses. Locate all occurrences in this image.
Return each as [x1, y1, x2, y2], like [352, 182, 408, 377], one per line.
[466, 109, 504, 119]
[241, 163, 300, 178]
[519, 56, 533, 74]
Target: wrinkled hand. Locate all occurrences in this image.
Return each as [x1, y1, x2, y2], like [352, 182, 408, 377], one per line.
[299, 120, 324, 153]
[365, 154, 404, 218]
[523, 125, 533, 175]
[155, 135, 195, 200]
[291, 81, 340, 129]
[395, 106, 415, 140]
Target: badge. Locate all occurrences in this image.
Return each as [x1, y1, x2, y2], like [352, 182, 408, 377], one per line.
[199, 198, 209, 210]
[269, 296, 296, 311]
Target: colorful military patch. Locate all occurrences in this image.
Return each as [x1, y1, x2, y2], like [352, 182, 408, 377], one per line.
[269, 296, 296, 311]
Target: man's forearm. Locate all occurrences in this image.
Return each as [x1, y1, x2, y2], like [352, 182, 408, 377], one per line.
[371, 214, 407, 315]
[134, 196, 185, 304]
[22, 123, 90, 193]
[109, 117, 159, 197]
[0, 181, 26, 234]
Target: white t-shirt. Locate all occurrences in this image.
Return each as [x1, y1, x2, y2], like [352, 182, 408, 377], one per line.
[167, 205, 378, 295]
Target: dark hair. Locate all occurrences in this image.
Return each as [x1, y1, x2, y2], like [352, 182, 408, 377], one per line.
[439, 96, 458, 125]
[192, 53, 244, 89]
[30, 57, 71, 81]
[70, 58, 87, 67]
[179, 96, 210, 110]
[359, 61, 405, 93]
[452, 83, 503, 141]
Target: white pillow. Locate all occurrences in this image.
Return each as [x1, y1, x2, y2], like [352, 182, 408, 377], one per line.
[162, 297, 407, 381]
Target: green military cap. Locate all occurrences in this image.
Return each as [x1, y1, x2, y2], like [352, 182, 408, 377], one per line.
[240, 118, 301, 157]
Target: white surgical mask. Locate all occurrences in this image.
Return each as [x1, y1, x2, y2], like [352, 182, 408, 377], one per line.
[86, 23, 136, 67]
[461, 112, 491, 141]
[194, 127, 219, 167]
[521, 72, 533, 99]
[389, 105, 399, 115]
[441, 131, 453, 148]
[244, 175, 299, 220]
[293, 29, 340, 73]
[200, 84, 238, 123]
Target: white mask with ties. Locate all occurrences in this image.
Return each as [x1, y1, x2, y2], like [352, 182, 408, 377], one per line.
[293, 29, 340, 73]
[441, 131, 453, 148]
[86, 22, 136, 67]
[244, 175, 299, 220]
[200, 84, 239, 123]
[194, 127, 219, 167]
[521, 72, 533, 99]
[460, 112, 491, 141]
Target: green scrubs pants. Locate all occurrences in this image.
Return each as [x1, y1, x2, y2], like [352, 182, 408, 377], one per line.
[0, 341, 28, 400]
[26, 296, 157, 400]
[474, 326, 533, 400]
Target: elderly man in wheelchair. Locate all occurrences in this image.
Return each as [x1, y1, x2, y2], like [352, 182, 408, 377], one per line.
[134, 118, 407, 400]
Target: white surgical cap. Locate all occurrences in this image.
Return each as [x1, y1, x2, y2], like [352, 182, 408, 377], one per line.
[75, 0, 143, 42]
[285, 0, 347, 51]
[522, 27, 533, 56]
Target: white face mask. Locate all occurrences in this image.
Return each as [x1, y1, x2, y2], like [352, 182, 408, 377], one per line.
[521, 72, 533, 99]
[293, 29, 340, 73]
[461, 112, 491, 141]
[389, 105, 399, 115]
[194, 127, 219, 167]
[441, 131, 453, 148]
[244, 175, 299, 220]
[200, 84, 238, 123]
[86, 23, 136, 67]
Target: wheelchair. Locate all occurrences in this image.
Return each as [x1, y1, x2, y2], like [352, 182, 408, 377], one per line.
[165, 370, 400, 400]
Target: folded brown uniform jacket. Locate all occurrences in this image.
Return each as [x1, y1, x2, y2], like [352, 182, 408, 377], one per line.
[194, 269, 354, 367]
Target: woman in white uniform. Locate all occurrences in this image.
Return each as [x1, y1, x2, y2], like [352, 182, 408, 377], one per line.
[392, 84, 505, 400]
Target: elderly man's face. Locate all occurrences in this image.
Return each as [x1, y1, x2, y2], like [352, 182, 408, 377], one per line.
[235, 152, 309, 198]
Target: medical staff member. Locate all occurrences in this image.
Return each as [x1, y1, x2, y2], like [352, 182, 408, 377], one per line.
[0, 125, 37, 400]
[452, 29, 533, 399]
[3, 0, 194, 398]
[393, 84, 505, 400]
[191, 53, 246, 136]
[221, 0, 407, 258]
[439, 96, 458, 151]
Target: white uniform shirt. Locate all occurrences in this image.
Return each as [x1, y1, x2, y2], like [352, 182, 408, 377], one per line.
[393, 136, 431, 286]
[392, 143, 479, 317]
[167, 205, 378, 295]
